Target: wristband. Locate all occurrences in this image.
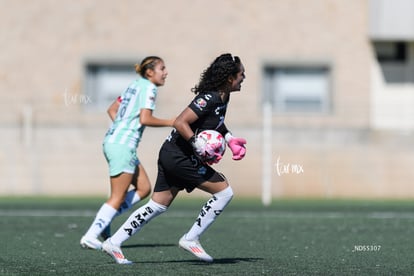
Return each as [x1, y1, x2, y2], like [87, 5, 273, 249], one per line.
[188, 135, 196, 145]
[225, 132, 233, 143]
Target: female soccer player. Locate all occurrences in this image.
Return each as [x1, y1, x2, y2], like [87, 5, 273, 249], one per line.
[101, 53, 247, 264]
[80, 56, 175, 250]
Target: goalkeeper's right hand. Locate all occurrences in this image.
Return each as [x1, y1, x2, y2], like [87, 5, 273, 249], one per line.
[189, 135, 207, 159]
[189, 135, 223, 165]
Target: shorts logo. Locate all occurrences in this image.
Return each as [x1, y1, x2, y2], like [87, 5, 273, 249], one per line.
[198, 166, 207, 175]
[130, 157, 139, 167]
[194, 98, 207, 110]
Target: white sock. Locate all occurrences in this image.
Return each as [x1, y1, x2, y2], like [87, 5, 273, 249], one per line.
[110, 199, 167, 246]
[101, 190, 141, 238]
[185, 186, 234, 241]
[117, 190, 141, 216]
[84, 203, 118, 239]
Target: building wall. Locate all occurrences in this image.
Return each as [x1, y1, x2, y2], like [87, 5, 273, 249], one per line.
[370, 43, 414, 130]
[2, 0, 413, 198]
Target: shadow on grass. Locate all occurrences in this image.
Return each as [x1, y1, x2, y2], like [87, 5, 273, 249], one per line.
[123, 243, 176, 248]
[121, 244, 262, 265]
[138, 257, 263, 265]
[210, 257, 263, 264]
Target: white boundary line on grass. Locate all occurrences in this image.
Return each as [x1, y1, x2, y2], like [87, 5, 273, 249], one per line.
[1, 210, 414, 219]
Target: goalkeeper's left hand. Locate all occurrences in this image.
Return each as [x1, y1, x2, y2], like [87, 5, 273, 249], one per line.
[225, 133, 247, 160]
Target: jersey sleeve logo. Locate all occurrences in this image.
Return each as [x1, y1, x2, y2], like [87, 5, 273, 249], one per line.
[145, 88, 157, 109]
[150, 88, 157, 103]
[194, 98, 207, 110]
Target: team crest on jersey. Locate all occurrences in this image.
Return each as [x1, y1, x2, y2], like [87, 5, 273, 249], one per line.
[194, 98, 207, 110]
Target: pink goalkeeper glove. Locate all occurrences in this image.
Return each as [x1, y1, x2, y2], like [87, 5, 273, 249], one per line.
[225, 133, 247, 160]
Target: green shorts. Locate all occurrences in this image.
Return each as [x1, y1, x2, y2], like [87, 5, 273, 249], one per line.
[103, 143, 140, 177]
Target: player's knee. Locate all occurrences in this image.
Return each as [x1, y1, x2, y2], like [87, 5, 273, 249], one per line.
[214, 186, 234, 202]
[148, 199, 168, 214]
[138, 185, 151, 199]
[107, 194, 127, 210]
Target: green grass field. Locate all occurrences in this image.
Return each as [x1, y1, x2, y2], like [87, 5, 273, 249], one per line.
[1, 197, 414, 275]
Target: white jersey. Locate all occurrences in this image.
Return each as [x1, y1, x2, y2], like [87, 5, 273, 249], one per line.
[104, 78, 157, 149]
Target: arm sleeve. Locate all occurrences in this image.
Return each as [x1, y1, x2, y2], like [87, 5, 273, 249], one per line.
[188, 93, 215, 118]
[140, 86, 157, 110]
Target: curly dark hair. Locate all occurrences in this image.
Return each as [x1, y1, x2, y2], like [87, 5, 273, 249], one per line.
[191, 53, 241, 94]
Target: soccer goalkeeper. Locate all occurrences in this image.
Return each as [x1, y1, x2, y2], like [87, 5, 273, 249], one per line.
[101, 53, 247, 264]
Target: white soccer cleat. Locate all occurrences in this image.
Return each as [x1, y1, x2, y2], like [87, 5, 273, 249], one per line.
[102, 239, 133, 265]
[178, 235, 213, 263]
[80, 236, 102, 250]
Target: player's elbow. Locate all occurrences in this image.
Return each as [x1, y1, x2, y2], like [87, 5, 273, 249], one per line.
[107, 110, 116, 121]
[140, 109, 155, 126]
[139, 116, 149, 126]
[173, 116, 186, 131]
[107, 108, 116, 118]
[140, 114, 154, 126]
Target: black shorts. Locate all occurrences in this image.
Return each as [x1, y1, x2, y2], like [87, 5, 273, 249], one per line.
[154, 142, 225, 193]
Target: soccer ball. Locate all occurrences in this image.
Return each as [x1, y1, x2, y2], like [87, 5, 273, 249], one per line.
[197, 130, 226, 162]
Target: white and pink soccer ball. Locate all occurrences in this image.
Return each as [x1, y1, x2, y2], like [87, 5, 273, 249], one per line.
[196, 130, 226, 163]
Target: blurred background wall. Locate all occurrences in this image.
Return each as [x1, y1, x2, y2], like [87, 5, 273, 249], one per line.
[1, 0, 414, 199]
